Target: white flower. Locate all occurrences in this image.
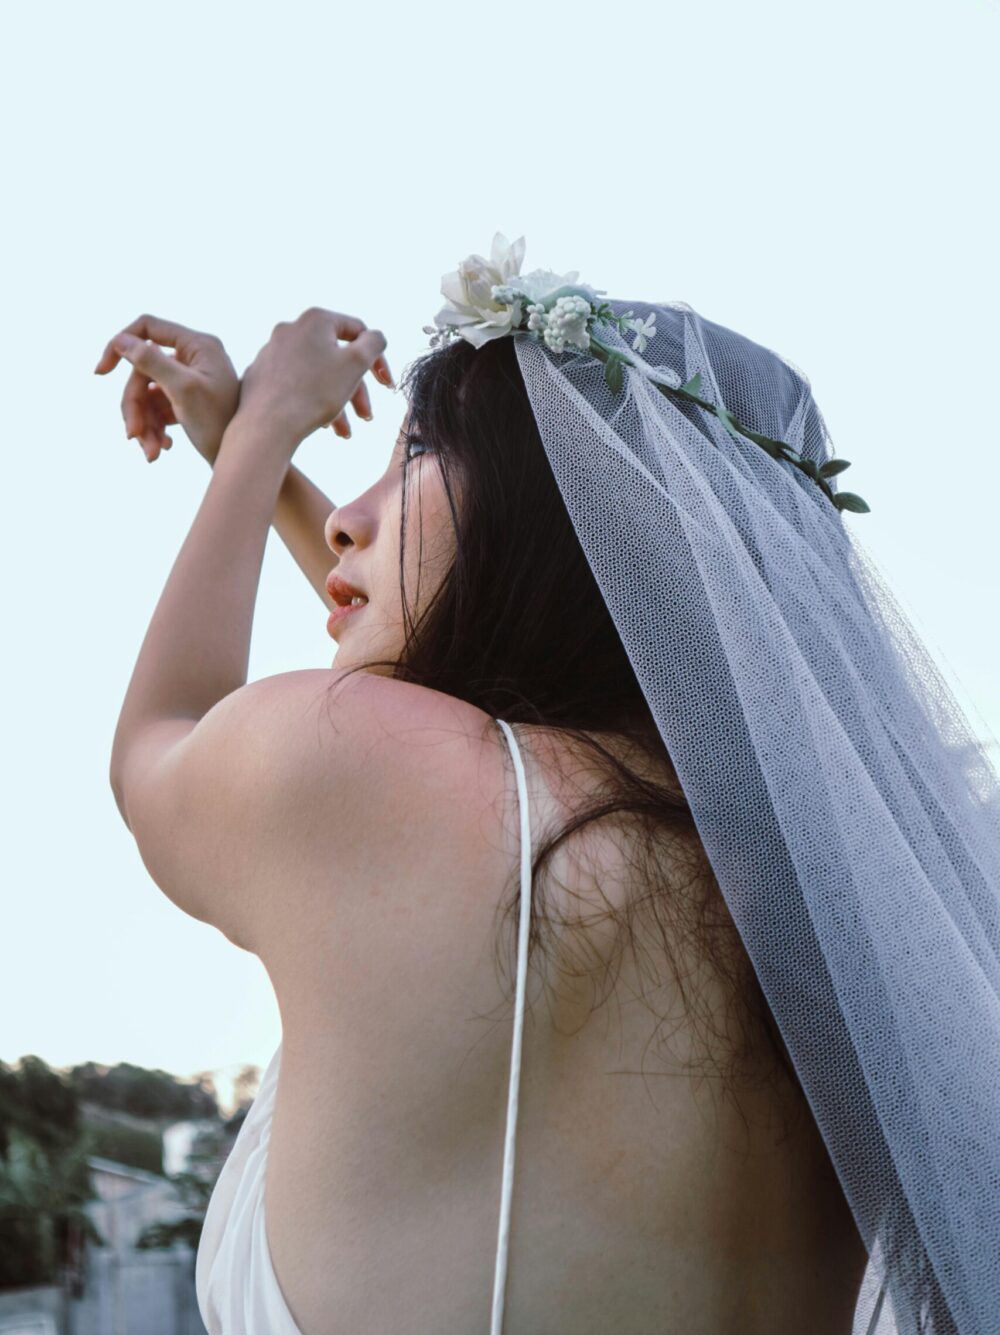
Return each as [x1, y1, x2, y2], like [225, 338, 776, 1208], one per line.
[430, 232, 527, 349]
[507, 268, 606, 309]
[426, 233, 606, 350]
[628, 313, 657, 354]
[525, 302, 548, 335]
[542, 295, 593, 353]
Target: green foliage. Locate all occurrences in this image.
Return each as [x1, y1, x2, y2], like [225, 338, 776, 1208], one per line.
[0, 1211, 50, 1288]
[714, 404, 742, 442]
[832, 492, 871, 513]
[68, 1061, 219, 1121]
[134, 1169, 216, 1254]
[0, 1127, 103, 1290]
[0, 1051, 224, 1291]
[0, 1056, 79, 1155]
[587, 318, 870, 516]
[78, 1118, 164, 1177]
[819, 458, 852, 478]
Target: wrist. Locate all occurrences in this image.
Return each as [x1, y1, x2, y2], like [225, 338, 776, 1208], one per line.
[221, 404, 303, 458]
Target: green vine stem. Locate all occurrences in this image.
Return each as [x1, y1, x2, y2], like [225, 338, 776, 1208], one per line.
[586, 317, 870, 515]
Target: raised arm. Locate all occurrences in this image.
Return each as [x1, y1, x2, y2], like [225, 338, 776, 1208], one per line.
[272, 462, 339, 613]
[94, 314, 393, 619]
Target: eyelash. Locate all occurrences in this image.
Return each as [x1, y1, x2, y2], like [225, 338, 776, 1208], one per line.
[401, 436, 430, 467]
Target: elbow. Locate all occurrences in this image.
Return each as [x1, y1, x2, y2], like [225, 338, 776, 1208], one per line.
[109, 764, 132, 832]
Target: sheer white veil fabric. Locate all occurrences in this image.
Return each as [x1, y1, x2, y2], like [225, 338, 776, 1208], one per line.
[512, 301, 1000, 1335]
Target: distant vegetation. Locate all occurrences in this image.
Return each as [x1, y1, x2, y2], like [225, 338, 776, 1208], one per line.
[0, 1052, 234, 1290]
[68, 1059, 220, 1121]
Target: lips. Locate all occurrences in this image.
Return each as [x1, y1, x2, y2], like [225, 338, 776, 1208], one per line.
[326, 572, 369, 606]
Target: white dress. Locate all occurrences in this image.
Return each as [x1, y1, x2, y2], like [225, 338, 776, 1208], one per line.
[196, 718, 534, 1335]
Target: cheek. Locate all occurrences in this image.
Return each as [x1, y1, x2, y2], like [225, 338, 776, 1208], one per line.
[399, 474, 455, 594]
[421, 476, 458, 563]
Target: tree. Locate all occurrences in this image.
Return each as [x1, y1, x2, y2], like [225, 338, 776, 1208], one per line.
[68, 1061, 219, 1120]
[0, 1125, 104, 1289]
[0, 1051, 234, 1289]
[134, 1121, 231, 1267]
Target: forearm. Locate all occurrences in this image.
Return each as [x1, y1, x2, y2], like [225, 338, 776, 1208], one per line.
[110, 413, 292, 778]
[272, 463, 338, 613]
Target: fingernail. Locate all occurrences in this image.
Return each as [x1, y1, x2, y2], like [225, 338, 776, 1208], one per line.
[115, 333, 138, 353]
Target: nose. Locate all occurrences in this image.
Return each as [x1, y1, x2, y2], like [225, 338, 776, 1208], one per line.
[324, 499, 372, 555]
[325, 509, 351, 554]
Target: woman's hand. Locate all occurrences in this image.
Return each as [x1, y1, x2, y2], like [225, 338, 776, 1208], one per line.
[94, 315, 243, 466]
[238, 308, 392, 449]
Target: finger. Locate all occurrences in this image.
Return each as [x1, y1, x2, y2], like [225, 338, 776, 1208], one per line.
[104, 331, 190, 400]
[121, 365, 153, 440]
[144, 427, 171, 460]
[137, 431, 159, 463]
[350, 378, 373, 422]
[145, 386, 175, 451]
[330, 311, 368, 339]
[349, 328, 389, 371]
[136, 426, 166, 461]
[344, 331, 389, 389]
[116, 314, 199, 356]
[372, 354, 394, 388]
[95, 314, 206, 375]
[94, 309, 217, 379]
[322, 311, 393, 386]
[147, 382, 179, 428]
[332, 411, 351, 439]
[121, 372, 172, 454]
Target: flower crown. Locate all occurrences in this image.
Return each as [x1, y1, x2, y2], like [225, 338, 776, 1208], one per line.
[423, 233, 870, 515]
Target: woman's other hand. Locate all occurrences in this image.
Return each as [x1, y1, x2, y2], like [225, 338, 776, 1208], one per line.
[94, 315, 241, 466]
[238, 308, 392, 447]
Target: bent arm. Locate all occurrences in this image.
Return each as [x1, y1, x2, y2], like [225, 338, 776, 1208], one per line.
[272, 463, 339, 613]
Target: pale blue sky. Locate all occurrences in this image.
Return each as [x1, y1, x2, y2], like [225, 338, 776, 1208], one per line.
[3, 0, 997, 1101]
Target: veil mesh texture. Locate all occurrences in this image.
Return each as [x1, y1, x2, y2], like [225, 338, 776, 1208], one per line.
[512, 301, 1000, 1335]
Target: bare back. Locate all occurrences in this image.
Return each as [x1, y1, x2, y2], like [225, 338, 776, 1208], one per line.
[252, 708, 869, 1334]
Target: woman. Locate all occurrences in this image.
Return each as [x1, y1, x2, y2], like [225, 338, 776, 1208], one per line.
[99, 249, 997, 1334]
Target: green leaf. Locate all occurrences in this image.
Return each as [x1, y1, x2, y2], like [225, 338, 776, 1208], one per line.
[680, 371, 702, 398]
[715, 404, 742, 441]
[798, 458, 821, 480]
[832, 492, 871, 513]
[604, 355, 623, 394]
[819, 458, 852, 478]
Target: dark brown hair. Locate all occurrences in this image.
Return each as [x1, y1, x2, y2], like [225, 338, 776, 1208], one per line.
[330, 332, 805, 1130]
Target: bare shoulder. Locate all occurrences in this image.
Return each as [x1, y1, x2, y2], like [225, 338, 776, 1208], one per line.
[261, 667, 504, 823]
[228, 677, 686, 1044]
[231, 668, 515, 998]
[116, 666, 496, 956]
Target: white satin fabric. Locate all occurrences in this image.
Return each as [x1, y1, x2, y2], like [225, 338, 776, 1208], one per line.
[195, 718, 533, 1335]
[195, 1038, 301, 1333]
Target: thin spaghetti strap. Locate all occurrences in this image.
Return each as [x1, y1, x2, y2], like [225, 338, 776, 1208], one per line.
[490, 718, 533, 1335]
